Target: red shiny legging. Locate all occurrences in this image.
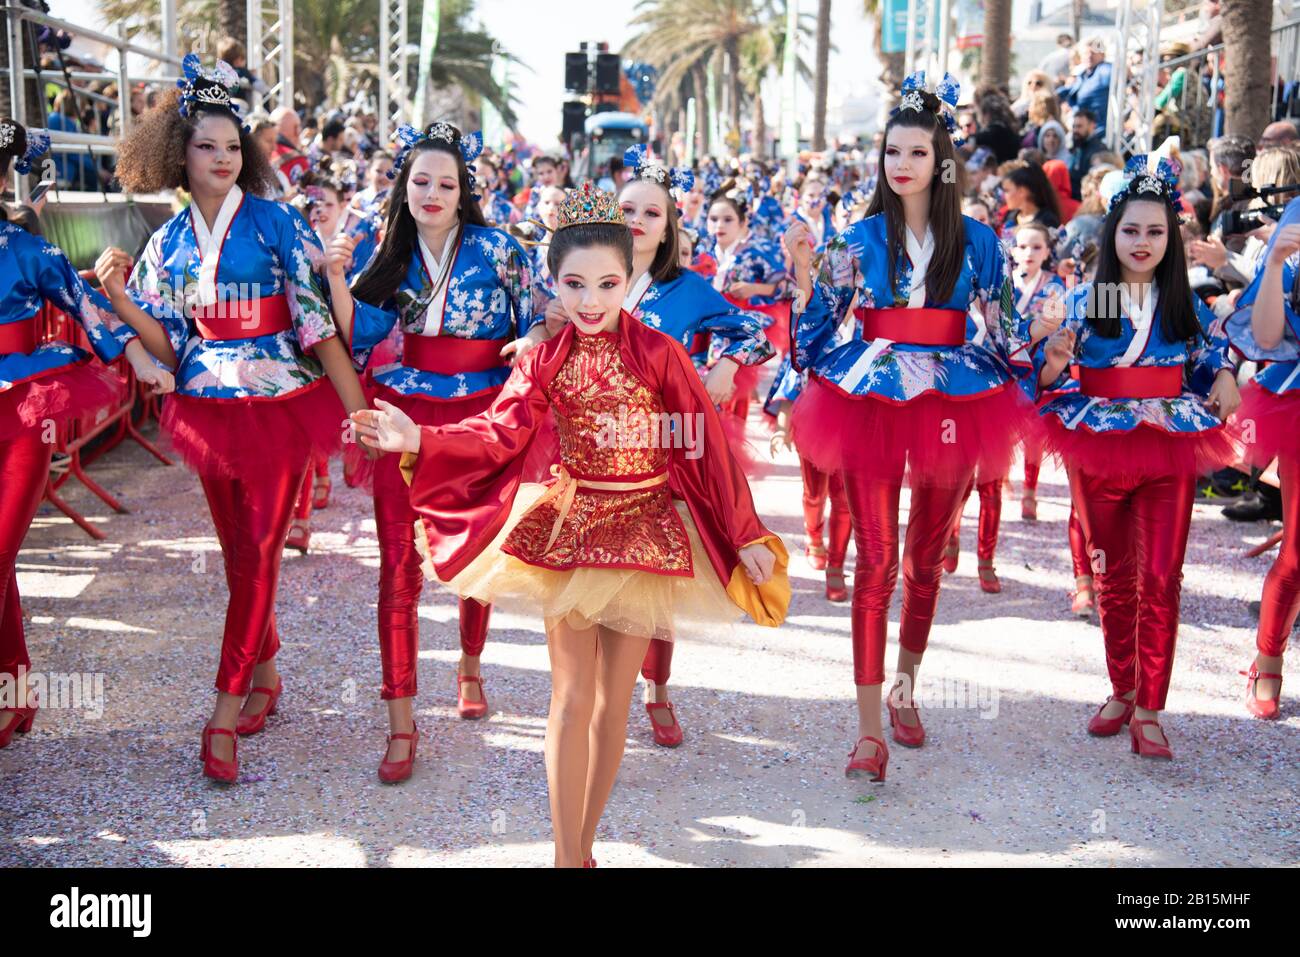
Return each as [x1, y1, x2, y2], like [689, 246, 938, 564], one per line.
[843, 462, 975, 686]
[292, 455, 329, 522]
[1023, 437, 1043, 493]
[200, 462, 307, 696]
[952, 475, 1003, 561]
[1256, 455, 1300, 657]
[1068, 467, 1195, 711]
[800, 454, 851, 566]
[1068, 504, 1090, 578]
[0, 430, 54, 683]
[373, 443, 491, 701]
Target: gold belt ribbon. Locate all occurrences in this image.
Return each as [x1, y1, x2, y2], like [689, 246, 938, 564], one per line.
[529, 465, 670, 554]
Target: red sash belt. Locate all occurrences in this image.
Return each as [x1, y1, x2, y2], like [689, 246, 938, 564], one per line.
[0, 318, 39, 354]
[403, 335, 510, 374]
[1078, 365, 1183, 399]
[854, 307, 967, 347]
[193, 295, 292, 341]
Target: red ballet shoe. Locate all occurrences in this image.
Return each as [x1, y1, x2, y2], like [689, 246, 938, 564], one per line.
[645, 700, 684, 747]
[1071, 577, 1096, 617]
[0, 701, 37, 749]
[1021, 490, 1037, 521]
[1086, 694, 1135, 736]
[236, 677, 283, 736]
[1129, 718, 1172, 760]
[200, 725, 239, 783]
[942, 534, 960, 574]
[844, 735, 888, 781]
[1241, 663, 1283, 720]
[378, 724, 420, 783]
[285, 518, 310, 554]
[886, 694, 925, 748]
[825, 566, 848, 602]
[805, 542, 828, 571]
[312, 473, 332, 510]
[582, 857, 597, 868]
[457, 674, 489, 720]
[977, 559, 1002, 594]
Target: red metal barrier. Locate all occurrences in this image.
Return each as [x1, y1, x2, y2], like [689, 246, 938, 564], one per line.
[35, 268, 173, 540]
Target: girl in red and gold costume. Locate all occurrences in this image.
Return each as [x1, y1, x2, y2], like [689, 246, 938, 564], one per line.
[353, 183, 789, 868]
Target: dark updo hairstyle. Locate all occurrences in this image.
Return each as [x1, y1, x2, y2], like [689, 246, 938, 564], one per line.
[352, 126, 488, 307]
[866, 89, 966, 304]
[1089, 192, 1199, 342]
[0, 118, 32, 223]
[114, 88, 278, 196]
[546, 222, 634, 280]
[1002, 162, 1062, 222]
[708, 179, 749, 222]
[617, 175, 682, 284]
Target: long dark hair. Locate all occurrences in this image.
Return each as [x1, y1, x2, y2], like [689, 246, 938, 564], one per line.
[352, 135, 487, 306]
[1003, 163, 1061, 222]
[865, 96, 966, 304]
[617, 177, 682, 284]
[1089, 195, 1199, 341]
[546, 222, 634, 280]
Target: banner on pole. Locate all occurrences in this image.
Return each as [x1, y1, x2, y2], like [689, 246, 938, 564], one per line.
[412, 0, 442, 128]
[881, 0, 940, 55]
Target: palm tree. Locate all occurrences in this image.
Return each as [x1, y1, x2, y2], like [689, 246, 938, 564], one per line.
[812, 0, 831, 150]
[979, 0, 1011, 92]
[1222, 0, 1273, 139]
[862, 0, 905, 113]
[218, 0, 245, 47]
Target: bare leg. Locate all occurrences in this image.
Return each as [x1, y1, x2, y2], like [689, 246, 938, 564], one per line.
[207, 692, 243, 762]
[580, 626, 653, 860]
[852, 683, 885, 763]
[545, 617, 599, 868]
[385, 696, 416, 762]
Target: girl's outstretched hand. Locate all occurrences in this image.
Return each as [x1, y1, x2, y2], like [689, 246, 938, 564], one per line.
[738, 542, 776, 585]
[351, 398, 420, 453]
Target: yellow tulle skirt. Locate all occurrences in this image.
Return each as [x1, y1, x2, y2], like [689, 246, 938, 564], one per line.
[414, 484, 745, 641]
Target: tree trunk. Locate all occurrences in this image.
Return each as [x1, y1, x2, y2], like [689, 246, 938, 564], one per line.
[694, 62, 711, 155]
[726, 36, 741, 151]
[1222, 0, 1273, 140]
[219, 0, 247, 48]
[980, 0, 1011, 92]
[813, 0, 832, 150]
[754, 86, 767, 158]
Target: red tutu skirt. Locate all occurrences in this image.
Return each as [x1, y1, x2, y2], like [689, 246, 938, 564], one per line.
[160, 379, 348, 480]
[1042, 417, 1241, 481]
[790, 376, 1035, 488]
[0, 361, 126, 444]
[1231, 382, 1300, 469]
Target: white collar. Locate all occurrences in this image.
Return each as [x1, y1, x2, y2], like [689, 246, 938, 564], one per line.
[904, 225, 935, 308]
[417, 227, 459, 279]
[190, 186, 243, 307]
[623, 270, 654, 312]
[1116, 283, 1159, 366]
[1015, 270, 1046, 315]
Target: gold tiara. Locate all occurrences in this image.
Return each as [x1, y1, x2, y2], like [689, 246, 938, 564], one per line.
[555, 182, 626, 232]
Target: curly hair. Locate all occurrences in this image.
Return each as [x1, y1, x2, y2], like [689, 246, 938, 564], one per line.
[114, 88, 278, 196]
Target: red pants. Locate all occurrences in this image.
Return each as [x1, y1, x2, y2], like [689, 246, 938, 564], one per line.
[292, 455, 329, 521]
[1256, 456, 1300, 657]
[1068, 505, 1090, 578]
[801, 455, 851, 566]
[1068, 468, 1195, 711]
[0, 430, 54, 683]
[201, 462, 306, 696]
[372, 393, 495, 701]
[953, 476, 1003, 561]
[1023, 438, 1042, 493]
[844, 464, 974, 686]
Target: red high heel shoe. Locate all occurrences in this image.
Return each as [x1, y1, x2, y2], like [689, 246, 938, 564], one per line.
[236, 677, 283, 736]
[844, 735, 889, 781]
[977, 559, 1002, 594]
[886, 695, 925, 748]
[312, 473, 332, 510]
[942, 534, 959, 574]
[0, 702, 37, 749]
[457, 674, 489, 720]
[582, 857, 597, 868]
[378, 724, 420, 783]
[805, 542, 828, 571]
[201, 725, 239, 783]
[1241, 663, 1283, 720]
[645, 700, 684, 747]
[285, 518, 310, 554]
[1129, 718, 1172, 760]
[1086, 694, 1134, 736]
[825, 566, 848, 602]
